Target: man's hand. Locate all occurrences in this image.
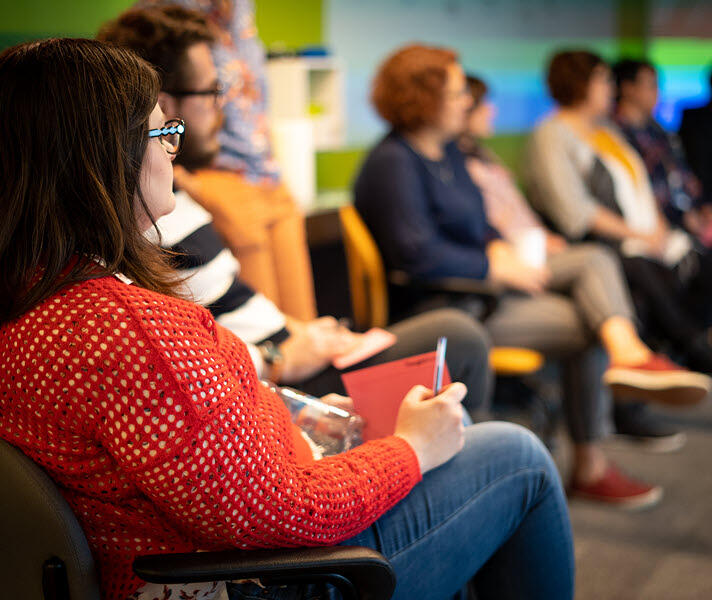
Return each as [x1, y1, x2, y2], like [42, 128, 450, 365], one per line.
[279, 317, 363, 384]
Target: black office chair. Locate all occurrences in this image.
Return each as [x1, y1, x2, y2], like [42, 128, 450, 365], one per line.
[0, 438, 395, 600]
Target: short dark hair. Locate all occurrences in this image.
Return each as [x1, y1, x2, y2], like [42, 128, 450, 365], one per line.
[547, 50, 607, 107]
[612, 58, 656, 99]
[466, 74, 488, 108]
[371, 44, 459, 132]
[97, 5, 216, 92]
[0, 38, 180, 323]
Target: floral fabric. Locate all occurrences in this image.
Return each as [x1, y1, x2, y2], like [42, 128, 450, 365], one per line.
[615, 115, 704, 227]
[139, 0, 281, 181]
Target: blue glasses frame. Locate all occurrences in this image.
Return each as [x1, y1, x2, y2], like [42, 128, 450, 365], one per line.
[147, 119, 185, 156]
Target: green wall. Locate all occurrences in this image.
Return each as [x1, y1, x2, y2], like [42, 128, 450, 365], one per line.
[0, 0, 655, 191]
[0, 0, 322, 50]
[0, 0, 133, 48]
[255, 0, 323, 50]
[315, 134, 529, 192]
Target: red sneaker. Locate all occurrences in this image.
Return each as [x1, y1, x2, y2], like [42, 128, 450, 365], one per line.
[570, 464, 663, 510]
[604, 354, 711, 406]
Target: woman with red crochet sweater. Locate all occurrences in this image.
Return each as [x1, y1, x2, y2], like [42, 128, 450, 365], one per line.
[0, 39, 573, 600]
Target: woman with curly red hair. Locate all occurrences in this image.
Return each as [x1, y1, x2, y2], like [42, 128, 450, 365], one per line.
[355, 44, 710, 508]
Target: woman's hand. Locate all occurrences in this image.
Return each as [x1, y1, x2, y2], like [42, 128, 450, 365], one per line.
[279, 317, 362, 383]
[637, 219, 670, 259]
[394, 383, 467, 475]
[486, 240, 551, 294]
[546, 233, 568, 256]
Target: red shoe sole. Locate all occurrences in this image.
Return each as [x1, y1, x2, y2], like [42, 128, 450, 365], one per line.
[604, 368, 711, 406]
[569, 485, 663, 510]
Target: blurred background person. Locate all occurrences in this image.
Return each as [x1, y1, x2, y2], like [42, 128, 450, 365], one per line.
[612, 58, 712, 247]
[137, 0, 318, 321]
[355, 44, 710, 508]
[525, 50, 712, 373]
[459, 73, 687, 452]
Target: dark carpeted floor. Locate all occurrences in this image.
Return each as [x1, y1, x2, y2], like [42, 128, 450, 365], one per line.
[560, 400, 712, 599]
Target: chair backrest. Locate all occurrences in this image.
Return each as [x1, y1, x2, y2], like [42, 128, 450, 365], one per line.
[0, 438, 100, 600]
[339, 205, 389, 330]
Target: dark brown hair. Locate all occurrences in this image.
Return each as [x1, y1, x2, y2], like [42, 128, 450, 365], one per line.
[0, 38, 179, 323]
[466, 74, 489, 109]
[612, 58, 655, 101]
[547, 50, 607, 107]
[458, 74, 492, 160]
[97, 5, 217, 92]
[371, 44, 458, 132]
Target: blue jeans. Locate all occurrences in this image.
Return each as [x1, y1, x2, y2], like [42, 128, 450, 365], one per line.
[228, 422, 574, 600]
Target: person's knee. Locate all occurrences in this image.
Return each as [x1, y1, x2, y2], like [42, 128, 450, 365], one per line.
[470, 422, 559, 483]
[581, 243, 621, 274]
[431, 308, 491, 356]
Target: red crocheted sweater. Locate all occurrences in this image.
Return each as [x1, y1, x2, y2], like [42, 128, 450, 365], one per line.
[0, 276, 421, 600]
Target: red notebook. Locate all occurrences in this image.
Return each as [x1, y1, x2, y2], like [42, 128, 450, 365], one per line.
[341, 351, 451, 441]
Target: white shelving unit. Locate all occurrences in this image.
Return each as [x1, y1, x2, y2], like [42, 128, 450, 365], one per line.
[266, 56, 345, 150]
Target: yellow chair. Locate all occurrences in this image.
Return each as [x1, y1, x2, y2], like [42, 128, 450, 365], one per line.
[339, 204, 543, 376]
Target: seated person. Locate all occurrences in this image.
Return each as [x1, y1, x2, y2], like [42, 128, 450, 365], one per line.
[134, 0, 317, 322]
[525, 50, 712, 372]
[459, 74, 686, 451]
[98, 6, 491, 419]
[0, 38, 574, 600]
[679, 66, 712, 206]
[612, 58, 712, 246]
[354, 43, 710, 508]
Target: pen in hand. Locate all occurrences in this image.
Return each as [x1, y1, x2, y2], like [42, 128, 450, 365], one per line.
[433, 337, 448, 394]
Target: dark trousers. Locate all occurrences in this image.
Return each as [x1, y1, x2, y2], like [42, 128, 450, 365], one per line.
[621, 253, 712, 349]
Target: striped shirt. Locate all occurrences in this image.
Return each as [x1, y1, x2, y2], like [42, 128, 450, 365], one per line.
[151, 190, 289, 374]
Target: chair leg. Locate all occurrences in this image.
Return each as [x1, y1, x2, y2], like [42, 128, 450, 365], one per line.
[42, 557, 71, 600]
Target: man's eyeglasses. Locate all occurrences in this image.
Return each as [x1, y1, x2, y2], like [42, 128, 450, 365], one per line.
[164, 83, 225, 108]
[148, 119, 185, 157]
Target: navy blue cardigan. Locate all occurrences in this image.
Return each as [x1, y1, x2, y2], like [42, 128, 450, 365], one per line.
[354, 131, 499, 281]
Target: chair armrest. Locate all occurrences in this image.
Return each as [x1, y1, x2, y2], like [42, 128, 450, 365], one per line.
[388, 269, 503, 297]
[133, 545, 395, 600]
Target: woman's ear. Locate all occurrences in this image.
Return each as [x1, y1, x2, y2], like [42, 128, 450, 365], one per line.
[157, 92, 179, 120]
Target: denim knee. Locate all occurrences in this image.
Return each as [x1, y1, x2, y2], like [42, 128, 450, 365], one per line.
[469, 421, 560, 487]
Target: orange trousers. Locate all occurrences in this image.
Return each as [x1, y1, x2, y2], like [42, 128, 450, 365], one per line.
[188, 169, 317, 321]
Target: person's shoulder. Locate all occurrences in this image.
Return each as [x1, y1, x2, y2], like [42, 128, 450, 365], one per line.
[356, 133, 419, 199]
[74, 276, 209, 326]
[527, 114, 572, 153]
[363, 132, 416, 167]
[9, 276, 200, 335]
[529, 114, 562, 140]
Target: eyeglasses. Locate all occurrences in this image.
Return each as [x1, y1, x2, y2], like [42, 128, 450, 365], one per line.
[147, 119, 185, 157]
[164, 83, 225, 108]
